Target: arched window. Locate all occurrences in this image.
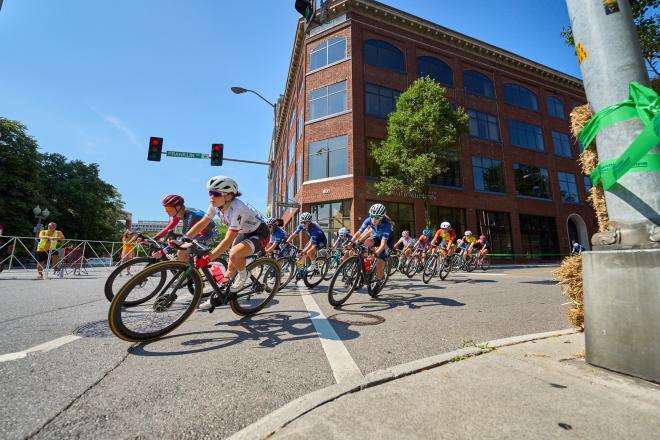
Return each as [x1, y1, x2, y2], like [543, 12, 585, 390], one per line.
[364, 39, 405, 73]
[463, 70, 494, 98]
[417, 56, 453, 86]
[547, 96, 566, 119]
[310, 37, 347, 71]
[504, 83, 539, 111]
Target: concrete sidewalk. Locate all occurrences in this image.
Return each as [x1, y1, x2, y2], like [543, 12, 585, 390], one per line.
[232, 331, 660, 440]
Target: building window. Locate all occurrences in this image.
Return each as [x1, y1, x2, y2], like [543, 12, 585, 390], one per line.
[552, 131, 572, 157]
[308, 134, 348, 180]
[366, 137, 383, 177]
[297, 111, 302, 142]
[472, 156, 505, 193]
[365, 83, 401, 118]
[431, 153, 462, 187]
[547, 96, 566, 120]
[503, 83, 538, 112]
[508, 119, 544, 152]
[296, 158, 302, 193]
[513, 163, 551, 199]
[429, 206, 466, 235]
[417, 56, 453, 86]
[368, 200, 415, 238]
[310, 36, 347, 71]
[310, 199, 352, 243]
[467, 109, 499, 142]
[477, 210, 513, 260]
[463, 70, 494, 98]
[364, 39, 405, 73]
[583, 175, 592, 195]
[287, 177, 293, 204]
[558, 172, 580, 204]
[519, 214, 560, 260]
[309, 80, 347, 121]
[289, 108, 295, 134]
[288, 136, 295, 167]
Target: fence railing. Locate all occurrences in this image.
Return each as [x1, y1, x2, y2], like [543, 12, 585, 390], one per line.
[0, 235, 153, 278]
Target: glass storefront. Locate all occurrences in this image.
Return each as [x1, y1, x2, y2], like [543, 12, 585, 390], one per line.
[429, 206, 466, 235]
[519, 214, 560, 260]
[477, 210, 513, 260]
[310, 200, 352, 244]
[366, 200, 414, 239]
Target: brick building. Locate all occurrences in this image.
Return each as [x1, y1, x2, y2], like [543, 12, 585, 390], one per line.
[268, 0, 596, 261]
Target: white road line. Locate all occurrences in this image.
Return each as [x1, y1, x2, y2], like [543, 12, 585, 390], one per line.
[0, 335, 81, 363]
[298, 285, 363, 384]
[454, 272, 506, 276]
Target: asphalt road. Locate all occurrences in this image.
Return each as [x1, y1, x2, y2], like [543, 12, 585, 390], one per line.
[0, 264, 570, 439]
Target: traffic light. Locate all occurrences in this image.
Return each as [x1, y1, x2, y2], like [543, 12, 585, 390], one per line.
[295, 0, 315, 33]
[147, 137, 163, 161]
[211, 143, 223, 166]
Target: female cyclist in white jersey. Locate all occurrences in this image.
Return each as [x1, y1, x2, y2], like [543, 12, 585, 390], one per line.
[185, 176, 268, 307]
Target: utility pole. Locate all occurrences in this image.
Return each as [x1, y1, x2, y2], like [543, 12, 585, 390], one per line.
[566, 0, 660, 383]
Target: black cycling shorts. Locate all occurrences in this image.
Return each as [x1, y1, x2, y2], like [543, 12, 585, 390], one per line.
[233, 223, 269, 253]
[371, 237, 391, 262]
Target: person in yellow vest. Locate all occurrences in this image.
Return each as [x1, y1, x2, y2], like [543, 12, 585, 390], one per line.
[36, 222, 64, 279]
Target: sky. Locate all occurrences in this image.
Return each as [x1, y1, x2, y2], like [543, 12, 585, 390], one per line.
[0, 0, 583, 224]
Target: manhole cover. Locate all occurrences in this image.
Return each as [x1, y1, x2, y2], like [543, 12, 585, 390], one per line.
[327, 312, 385, 326]
[74, 320, 114, 338]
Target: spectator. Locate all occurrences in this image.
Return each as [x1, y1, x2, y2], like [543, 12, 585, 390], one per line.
[120, 222, 139, 275]
[36, 222, 64, 279]
[571, 241, 586, 255]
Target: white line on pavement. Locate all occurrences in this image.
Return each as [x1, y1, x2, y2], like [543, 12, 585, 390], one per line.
[298, 285, 364, 384]
[0, 335, 81, 363]
[454, 272, 506, 276]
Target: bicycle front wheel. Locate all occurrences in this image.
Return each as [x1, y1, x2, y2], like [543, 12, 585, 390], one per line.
[229, 257, 280, 316]
[480, 255, 490, 271]
[439, 257, 450, 280]
[276, 256, 296, 289]
[108, 261, 202, 342]
[104, 257, 165, 306]
[303, 257, 327, 288]
[422, 255, 438, 284]
[328, 256, 360, 307]
[406, 256, 419, 279]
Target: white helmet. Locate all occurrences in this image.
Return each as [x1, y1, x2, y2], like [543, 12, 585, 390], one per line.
[266, 217, 278, 227]
[402, 230, 409, 236]
[441, 221, 451, 229]
[338, 227, 347, 236]
[369, 203, 386, 216]
[207, 175, 238, 194]
[465, 230, 472, 236]
[301, 212, 313, 222]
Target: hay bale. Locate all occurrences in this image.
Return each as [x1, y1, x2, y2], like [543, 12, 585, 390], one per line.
[553, 255, 584, 330]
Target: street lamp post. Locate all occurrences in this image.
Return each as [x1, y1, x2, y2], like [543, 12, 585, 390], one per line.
[32, 206, 50, 254]
[231, 86, 279, 218]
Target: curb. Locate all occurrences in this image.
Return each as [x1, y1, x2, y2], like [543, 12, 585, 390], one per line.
[228, 328, 579, 440]
[489, 264, 560, 269]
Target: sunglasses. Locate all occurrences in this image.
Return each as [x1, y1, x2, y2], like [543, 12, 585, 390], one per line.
[372, 215, 382, 220]
[209, 191, 227, 197]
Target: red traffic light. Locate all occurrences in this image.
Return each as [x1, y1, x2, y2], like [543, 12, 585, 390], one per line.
[213, 144, 221, 152]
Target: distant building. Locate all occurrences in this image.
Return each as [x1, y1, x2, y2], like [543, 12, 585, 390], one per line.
[134, 220, 181, 235]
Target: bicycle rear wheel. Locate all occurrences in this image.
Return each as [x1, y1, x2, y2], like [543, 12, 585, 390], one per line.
[303, 257, 327, 288]
[108, 261, 202, 342]
[422, 255, 438, 284]
[276, 256, 296, 289]
[229, 257, 280, 316]
[323, 256, 339, 281]
[328, 256, 360, 307]
[387, 254, 399, 276]
[480, 255, 490, 271]
[104, 257, 165, 306]
[406, 256, 419, 279]
[439, 257, 451, 280]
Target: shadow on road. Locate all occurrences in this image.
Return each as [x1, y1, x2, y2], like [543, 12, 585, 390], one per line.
[334, 292, 465, 313]
[130, 309, 360, 357]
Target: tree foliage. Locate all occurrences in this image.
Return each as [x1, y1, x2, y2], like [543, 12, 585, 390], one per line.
[372, 77, 468, 226]
[561, 0, 659, 77]
[0, 117, 125, 240]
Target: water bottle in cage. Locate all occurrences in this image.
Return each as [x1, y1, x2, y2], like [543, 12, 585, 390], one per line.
[210, 264, 224, 284]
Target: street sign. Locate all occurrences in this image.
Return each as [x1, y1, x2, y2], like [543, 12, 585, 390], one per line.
[278, 202, 300, 208]
[165, 151, 209, 159]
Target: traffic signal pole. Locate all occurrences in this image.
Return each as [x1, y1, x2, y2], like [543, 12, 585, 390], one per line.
[566, 0, 660, 383]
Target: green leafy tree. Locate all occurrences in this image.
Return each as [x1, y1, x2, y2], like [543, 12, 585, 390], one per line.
[372, 77, 468, 227]
[561, 0, 659, 77]
[0, 118, 42, 236]
[39, 153, 125, 240]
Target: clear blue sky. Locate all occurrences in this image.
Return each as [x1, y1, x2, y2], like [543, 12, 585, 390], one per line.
[0, 0, 581, 223]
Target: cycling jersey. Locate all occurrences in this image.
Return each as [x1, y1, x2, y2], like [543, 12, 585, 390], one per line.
[334, 233, 353, 248]
[205, 199, 263, 234]
[459, 235, 477, 248]
[358, 217, 392, 241]
[417, 235, 429, 245]
[433, 228, 457, 244]
[155, 207, 217, 241]
[396, 236, 416, 248]
[294, 222, 326, 243]
[269, 226, 289, 244]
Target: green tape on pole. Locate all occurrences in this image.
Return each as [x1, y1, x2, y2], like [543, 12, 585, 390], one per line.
[578, 82, 660, 190]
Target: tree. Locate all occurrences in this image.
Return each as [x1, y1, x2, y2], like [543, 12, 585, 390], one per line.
[0, 118, 42, 236]
[372, 77, 469, 227]
[39, 153, 125, 240]
[561, 0, 660, 77]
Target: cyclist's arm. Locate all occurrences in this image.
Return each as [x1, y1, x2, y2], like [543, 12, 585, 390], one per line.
[154, 216, 181, 240]
[209, 229, 238, 260]
[185, 216, 211, 239]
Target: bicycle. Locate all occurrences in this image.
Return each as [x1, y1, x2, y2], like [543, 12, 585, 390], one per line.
[475, 252, 490, 271]
[108, 237, 281, 342]
[276, 244, 327, 289]
[387, 250, 400, 277]
[327, 243, 388, 306]
[405, 247, 427, 279]
[422, 245, 451, 283]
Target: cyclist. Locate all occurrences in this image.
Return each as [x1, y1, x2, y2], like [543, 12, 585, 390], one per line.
[264, 217, 290, 257]
[394, 230, 416, 257]
[332, 227, 353, 263]
[351, 203, 393, 288]
[413, 228, 432, 254]
[285, 212, 327, 273]
[470, 234, 491, 258]
[457, 230, 477, 258]
[186, 176, 269, 308]
[152, 194, 218, 262]
[431, 221, 457, 258]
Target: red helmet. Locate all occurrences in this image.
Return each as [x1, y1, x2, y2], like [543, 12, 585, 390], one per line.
[480, 235, 487, 240]
[162, 194, 184, 207]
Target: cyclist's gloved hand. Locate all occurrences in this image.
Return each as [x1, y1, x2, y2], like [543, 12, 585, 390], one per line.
[180, 235, 192, 243]
[195, 255, 210, 268]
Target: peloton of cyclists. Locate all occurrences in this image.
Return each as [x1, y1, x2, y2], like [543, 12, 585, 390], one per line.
[469, 234, 491, 258]
[285, 212, 327, 273]
[350, 203, 394, 289]
[431, 221, 457, 258]
[456, 230, 477, 258]
[264, 217, 290, 257]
